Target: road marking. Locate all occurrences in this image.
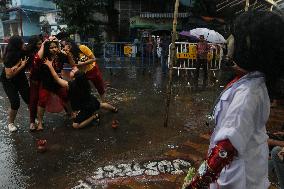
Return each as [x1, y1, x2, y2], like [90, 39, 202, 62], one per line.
[72, 159, 192, 188]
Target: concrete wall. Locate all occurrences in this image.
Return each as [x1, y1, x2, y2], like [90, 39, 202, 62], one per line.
[18, 0, 55, 9]
[22, 13, 41, 36]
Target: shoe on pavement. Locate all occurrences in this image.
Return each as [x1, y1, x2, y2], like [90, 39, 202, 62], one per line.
[8, 123, 17, 132]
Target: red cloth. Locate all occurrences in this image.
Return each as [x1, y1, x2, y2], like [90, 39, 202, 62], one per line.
[187, 139, 237, 189]
[197, 41, 209, 59]
[85, 64, 105, 96]
[29, 54, 42, 81]
[46, 93, 64, 113]
[38, 85, 68, 113]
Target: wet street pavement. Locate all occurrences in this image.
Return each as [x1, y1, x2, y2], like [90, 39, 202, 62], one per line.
[0, 63, 283, 189]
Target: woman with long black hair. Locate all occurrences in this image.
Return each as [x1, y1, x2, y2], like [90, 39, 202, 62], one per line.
[1, 35, 29, 132]
[26, 35, 43, 131]
[37, 40, 72, 131]
[63, 40, 106, 99]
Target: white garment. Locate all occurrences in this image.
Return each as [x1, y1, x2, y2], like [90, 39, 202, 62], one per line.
[209, 71, 270, 189]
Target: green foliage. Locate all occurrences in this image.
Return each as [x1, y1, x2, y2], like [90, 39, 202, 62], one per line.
[182, 167, 196, 189]
[0, 0, 8, 11]
[192, 0, 216, 16]
[53, 0, 111, 39]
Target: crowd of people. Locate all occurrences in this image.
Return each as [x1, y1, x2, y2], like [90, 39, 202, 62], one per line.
[1, 35, 118, 132]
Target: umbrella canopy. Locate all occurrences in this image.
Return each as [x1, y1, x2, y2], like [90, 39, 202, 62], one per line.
[190, 28, 226, 43]
[179, 31, 199, 42]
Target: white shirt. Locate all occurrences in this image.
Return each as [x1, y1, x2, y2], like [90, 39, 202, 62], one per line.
[209, 71, 270, 189]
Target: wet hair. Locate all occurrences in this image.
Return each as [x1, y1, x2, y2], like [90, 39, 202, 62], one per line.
[232, 10, 284, 81]
[42, 40, 59, 60]
[26, 35, 42, 66]
[68, 71, 92, 102]
[65, 39, 81, 62]
[26, 35, 42, 54]
[4, 35, 24, 63]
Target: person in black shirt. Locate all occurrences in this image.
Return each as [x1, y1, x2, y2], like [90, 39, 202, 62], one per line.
[43, 59, 118, 129]
[37, 40, 72, 131]
[1, 35, 29, 132]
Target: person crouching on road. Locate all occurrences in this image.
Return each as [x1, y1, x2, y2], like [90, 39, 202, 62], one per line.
[43, 58, 118, 129]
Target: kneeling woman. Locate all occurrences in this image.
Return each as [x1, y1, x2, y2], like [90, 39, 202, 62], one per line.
[44, 59, 117, 129]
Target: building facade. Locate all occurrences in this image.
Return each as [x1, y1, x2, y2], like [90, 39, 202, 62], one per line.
[0, 0, 62, 41]
[111, 0, 192, 41]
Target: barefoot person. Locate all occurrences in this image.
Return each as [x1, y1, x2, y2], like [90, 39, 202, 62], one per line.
[26, 35, 43, 131]
[44, 59, 118, 129]
[37, 40, 72, 131]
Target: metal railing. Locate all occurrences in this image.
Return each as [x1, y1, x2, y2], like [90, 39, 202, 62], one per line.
[168, 42, 223, 75]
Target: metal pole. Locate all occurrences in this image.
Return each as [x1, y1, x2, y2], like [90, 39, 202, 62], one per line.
[245, 0, 250, 11]
[164, 0, 179, 127]
[19, 10, 23, 36]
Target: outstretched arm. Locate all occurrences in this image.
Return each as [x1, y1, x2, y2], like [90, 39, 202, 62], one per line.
[184, 139, 237, 189]
[268, 139, 284, 147]
[77, 58, 96, 67]
[44, 59, 68, 88]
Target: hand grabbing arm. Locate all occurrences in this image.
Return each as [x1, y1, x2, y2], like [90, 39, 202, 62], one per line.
[5, 56, 29, 79]
[44, 59, 68, 88]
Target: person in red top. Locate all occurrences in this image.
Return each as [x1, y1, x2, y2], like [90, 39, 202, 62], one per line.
[194, 35, 209, 88]
[26, 35, 43, 131]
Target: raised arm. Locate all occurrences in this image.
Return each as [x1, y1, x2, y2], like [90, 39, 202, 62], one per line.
[77, 58, 96, 67]
[44, 59, 68, 88]
[77, 45, 96, 67]
[37, 39, 49, 59]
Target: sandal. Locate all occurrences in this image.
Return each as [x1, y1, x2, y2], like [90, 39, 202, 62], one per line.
[111, 107, 118, 113]
[30, 123, 37, 132]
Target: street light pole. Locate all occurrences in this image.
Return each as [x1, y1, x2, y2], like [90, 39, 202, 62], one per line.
[164, 0, 179, 127]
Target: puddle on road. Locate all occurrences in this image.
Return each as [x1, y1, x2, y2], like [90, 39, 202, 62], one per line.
[0, 97, 29, 189]
[0, 66, 221, 188]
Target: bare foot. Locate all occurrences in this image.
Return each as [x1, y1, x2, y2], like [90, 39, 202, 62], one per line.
[30, 123, 37, 131]
[37, 123, 44, 131]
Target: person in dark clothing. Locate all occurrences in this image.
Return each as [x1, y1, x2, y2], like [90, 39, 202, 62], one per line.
[43, 59, 118, 129]
[37, 40, 73, 131]
[1, 35, 29, 132]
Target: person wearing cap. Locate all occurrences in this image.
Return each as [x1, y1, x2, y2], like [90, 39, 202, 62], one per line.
[183, 10, 284, 189]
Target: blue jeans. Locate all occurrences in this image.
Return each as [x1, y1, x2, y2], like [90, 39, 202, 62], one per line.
[269, 146, 284, 189]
